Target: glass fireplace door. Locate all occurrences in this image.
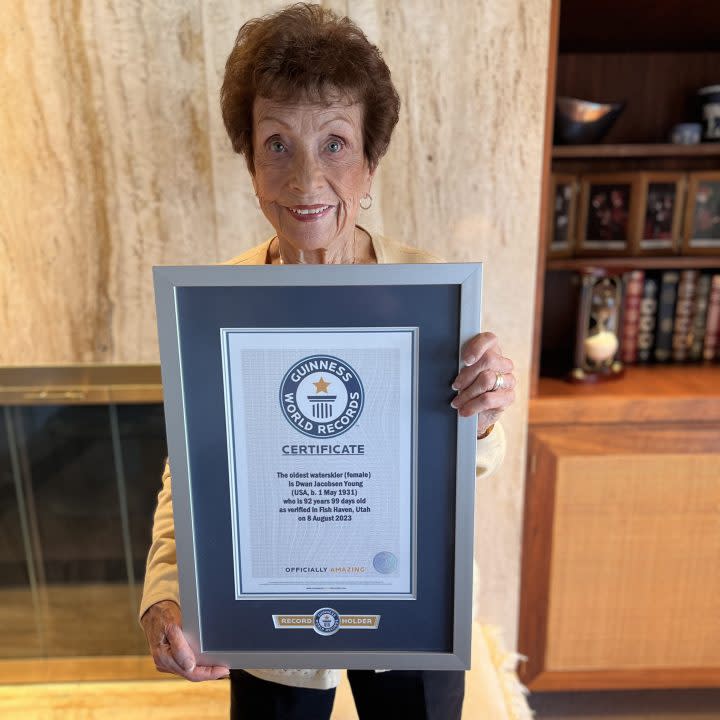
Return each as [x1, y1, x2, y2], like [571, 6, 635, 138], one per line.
[0, 398, 166, 660]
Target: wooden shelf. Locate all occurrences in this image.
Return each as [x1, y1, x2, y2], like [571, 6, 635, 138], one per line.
[547, 256, 720, 271]
[559, 0, 720, 53]
[530, 364, 720, 425]
[553, 143, 720, 159]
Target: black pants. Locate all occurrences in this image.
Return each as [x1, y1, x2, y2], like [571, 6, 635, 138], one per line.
[230, 668, 465, 720]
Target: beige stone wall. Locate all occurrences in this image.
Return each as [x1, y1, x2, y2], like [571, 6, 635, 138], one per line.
[1, 1, 551, 648]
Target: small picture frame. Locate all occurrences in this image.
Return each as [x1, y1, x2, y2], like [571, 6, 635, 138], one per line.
[576, 173, 639, 256]
[682, 172, 720, 255]
[631, 172, 685, 255]
[547, 174, 578, 259]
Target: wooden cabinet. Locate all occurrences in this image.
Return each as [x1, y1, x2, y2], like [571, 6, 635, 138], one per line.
[522, 396, 720, 688]
[519, 420, 720, 689]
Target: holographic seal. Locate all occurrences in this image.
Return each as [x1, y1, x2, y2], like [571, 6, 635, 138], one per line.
[373, 551, 398, 574]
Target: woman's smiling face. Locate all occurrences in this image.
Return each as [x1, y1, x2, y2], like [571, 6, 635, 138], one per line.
[251, 95, 374, 254]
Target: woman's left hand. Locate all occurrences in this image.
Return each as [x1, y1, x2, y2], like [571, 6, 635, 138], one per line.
[451, 332, 516, 436]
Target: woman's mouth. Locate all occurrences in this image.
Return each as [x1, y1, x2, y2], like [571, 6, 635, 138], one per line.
[287, 204, 334, 221]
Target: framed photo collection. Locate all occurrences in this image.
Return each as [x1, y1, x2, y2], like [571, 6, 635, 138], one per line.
[547, 170, 720, 258]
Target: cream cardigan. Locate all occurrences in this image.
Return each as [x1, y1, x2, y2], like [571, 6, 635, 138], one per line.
[140, 230, 507, 691]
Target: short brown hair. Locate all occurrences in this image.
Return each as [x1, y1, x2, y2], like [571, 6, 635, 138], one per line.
[220, 3, 400, 174]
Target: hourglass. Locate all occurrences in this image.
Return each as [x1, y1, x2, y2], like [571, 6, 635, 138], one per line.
[570, 268, 624, 382]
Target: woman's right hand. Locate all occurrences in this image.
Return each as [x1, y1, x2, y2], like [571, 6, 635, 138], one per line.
[141, 600, 230, 681]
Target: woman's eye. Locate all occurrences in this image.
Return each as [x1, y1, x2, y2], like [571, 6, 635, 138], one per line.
[269, 140, 286, 152]
[327, 139, 343, 153]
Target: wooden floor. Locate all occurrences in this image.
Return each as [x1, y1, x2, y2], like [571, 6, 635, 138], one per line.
[0, 675, 359, 720]
[0, 678, 231, 720]
[0, 652, 512, 720]
[3, 675, 720, 720]
[0, 671, 499, 720]
[2, 671, 509, 719]
[0, 621, 529, 719]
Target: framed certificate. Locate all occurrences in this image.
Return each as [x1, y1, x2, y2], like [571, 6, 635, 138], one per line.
[153, 263, 481, 670]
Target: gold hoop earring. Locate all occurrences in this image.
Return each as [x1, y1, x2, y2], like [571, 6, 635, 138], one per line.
[359, 193, 373, 210]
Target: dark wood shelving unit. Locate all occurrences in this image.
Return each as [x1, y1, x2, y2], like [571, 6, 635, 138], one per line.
[522, 0, 720, 695]
[553, 143, 720, 159]
[546, 256, 720, 271]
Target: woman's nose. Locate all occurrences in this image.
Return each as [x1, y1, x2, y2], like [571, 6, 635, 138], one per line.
[289, 150, 325, 194]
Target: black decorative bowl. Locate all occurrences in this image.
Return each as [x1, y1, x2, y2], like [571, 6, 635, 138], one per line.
[554, 96, 625, 145]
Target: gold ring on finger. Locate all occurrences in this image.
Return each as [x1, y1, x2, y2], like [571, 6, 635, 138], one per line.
[491, 371, 505, 392]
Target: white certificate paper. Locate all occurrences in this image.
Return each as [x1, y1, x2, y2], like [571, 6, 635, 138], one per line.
[221, 328, 417, 599]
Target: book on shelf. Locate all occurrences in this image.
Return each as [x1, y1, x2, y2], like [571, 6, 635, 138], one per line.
[621, 270, 644, 364]
[637, 274, 659, 364]
[628, 271, 720, 364]
[542, 265, 720, 376]
[704, 275, 720, 362]
[654, 271, 680, 363]
[671, 270, 698, 362]
[688, 274, 712, 362]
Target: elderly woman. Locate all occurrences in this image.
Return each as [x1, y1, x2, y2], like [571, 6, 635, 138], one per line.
[140, 4, 516, 719]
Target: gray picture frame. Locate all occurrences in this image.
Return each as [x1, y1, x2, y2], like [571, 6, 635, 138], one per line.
[153, 262, 482, 670]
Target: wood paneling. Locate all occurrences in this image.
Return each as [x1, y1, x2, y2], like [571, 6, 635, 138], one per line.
[531, 0, 562, 396]
[519, 424, 720, 689]
[555, 53, 720, 144]
[559, 0, 720, 53]
[516, 430, 557, 686]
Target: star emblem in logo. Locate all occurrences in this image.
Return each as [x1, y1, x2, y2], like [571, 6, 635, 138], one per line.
[313, 376, 331, 393]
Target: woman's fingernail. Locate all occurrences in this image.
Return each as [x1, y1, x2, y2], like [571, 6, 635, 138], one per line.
[450, 397, 459, 409]
[464, 356, 477, 367]
[183, 660, 195, 671]
[451, 382, 459, 391]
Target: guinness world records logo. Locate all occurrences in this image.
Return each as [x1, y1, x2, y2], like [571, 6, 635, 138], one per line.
[313, 607, 341, 636]
[280, 354, 364, 438]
